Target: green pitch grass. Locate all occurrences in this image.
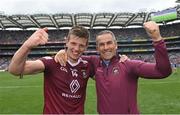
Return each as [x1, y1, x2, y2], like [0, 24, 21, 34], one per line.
[0, 68, 180, 114]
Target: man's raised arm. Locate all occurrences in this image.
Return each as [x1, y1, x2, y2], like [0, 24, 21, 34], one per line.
[131, 21, 172, 78]
[8, 28, 48, 76]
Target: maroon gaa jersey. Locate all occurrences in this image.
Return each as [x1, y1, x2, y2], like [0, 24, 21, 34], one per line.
[40, 57, 93, 114]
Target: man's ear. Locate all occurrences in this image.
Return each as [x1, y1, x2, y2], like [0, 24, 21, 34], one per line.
[84, 45, 88, 51]
[115, 41, 118, 49]
[96, 45, 99, 52]
[96, 40, 99, 50]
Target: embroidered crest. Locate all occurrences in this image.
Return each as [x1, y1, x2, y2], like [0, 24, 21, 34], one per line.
[81, 69, 87, 78]
[112, 67, 119, 75]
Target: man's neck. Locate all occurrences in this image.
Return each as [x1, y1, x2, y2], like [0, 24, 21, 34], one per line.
[68, 58, 77, 64]
[103, 60, 110, 67]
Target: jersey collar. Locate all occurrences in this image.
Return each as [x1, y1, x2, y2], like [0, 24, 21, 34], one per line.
[67, 58, 82, 67]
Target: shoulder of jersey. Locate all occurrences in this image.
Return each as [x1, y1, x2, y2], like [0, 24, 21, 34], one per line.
[43, 56, 53, 60]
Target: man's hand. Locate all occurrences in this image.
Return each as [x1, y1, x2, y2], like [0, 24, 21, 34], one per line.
[23, 28, 48, 49]
[119, 54, 130, 63]
[143, 21, 163, 42]
[54, 49, 67, 66]
[8, 28, 48, 76]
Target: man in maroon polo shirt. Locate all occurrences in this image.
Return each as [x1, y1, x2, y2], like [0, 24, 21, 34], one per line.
[8, 26, 93, 114]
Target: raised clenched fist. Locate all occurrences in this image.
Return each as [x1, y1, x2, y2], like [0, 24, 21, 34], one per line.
[23, 28, 48, 49]
[143, 21, 163, 42]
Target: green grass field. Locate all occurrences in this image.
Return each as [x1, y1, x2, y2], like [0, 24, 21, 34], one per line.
[0, 68, 180, 114]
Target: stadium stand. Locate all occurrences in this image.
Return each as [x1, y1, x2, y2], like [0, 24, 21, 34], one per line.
[0, 7, 180, 70]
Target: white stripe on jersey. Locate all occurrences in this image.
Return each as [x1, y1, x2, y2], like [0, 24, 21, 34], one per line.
[43, 56, 53, 60]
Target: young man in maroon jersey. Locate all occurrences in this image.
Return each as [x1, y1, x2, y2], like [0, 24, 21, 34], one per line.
[8, 26, 94, 114]
[55, 21, 172, 114]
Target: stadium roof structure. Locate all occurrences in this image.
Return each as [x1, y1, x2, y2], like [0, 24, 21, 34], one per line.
[176, 0, 180, 3]
[0, 9, 180, 30]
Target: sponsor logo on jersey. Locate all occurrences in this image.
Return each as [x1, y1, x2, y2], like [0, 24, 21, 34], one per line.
[97, 67, 103, 73]
[61, 80, 81, 99]
[70, 80, 80, 93]
[60, 67, 68, 73]
[62, 92, 81, 99]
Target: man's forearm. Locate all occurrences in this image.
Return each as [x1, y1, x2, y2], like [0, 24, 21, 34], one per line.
[153, 39, 172, 76]
[8, 44, 30, 75]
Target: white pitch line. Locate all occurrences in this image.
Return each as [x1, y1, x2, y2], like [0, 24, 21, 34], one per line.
[87, 81, 180, 86]
[0, 85, 42, 89]
[0, 81, 179, 89]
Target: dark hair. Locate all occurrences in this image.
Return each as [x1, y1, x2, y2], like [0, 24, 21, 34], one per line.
[67, 26, 89, 45]
[96, 30, 116, 41]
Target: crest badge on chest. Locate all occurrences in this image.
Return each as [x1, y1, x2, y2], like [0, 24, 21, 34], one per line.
[112, 67, 120, 75]
[81, 69, 87, 79]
